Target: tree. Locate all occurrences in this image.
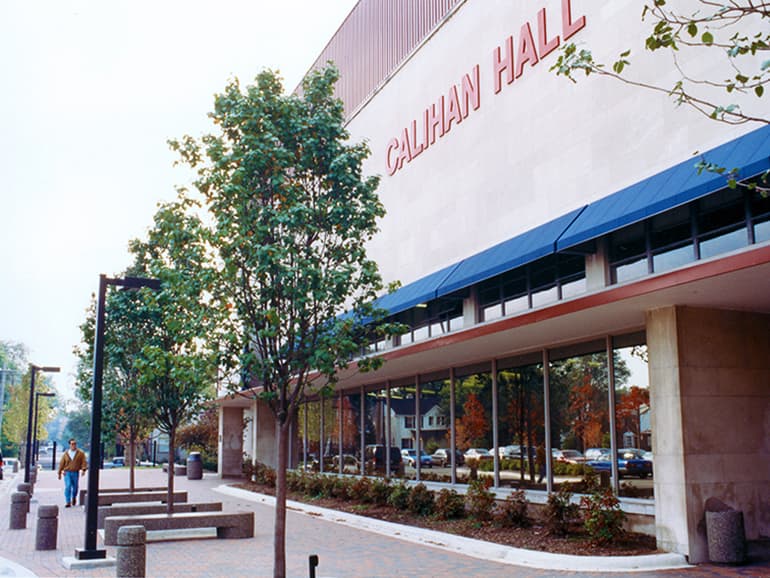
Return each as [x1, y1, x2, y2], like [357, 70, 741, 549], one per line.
[73, 282, 156, 490]
[177, 407, 219, 469]
[552, 1, 768, 125]
[616, 385, 651, 448]
[454, 393, 489, 450]
[0, 341, 27, 455]
[129, 201, 220, 514]
[169, 65, 395, 577]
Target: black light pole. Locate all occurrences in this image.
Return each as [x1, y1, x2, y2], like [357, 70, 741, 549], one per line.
[33, 392, 56, 464]
[24, 365, 60, 484]
[76, 274, 161, 561]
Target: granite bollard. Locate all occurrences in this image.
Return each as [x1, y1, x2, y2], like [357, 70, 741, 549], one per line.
[36, 505, 59, 550]
[116, 525, 146, 578]
[10, 492, 28, 529]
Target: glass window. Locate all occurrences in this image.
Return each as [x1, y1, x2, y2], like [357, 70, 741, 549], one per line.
[651, 205, 692, 251]
[699, 228, 748, 259]
[504, 295, 529, 315]
[698, 188, 745, 236]
[497, 364, 544, 489]
[550, 350, 611, 492]
[610, 222, 646, 263]
[483, 303, 503, 321]
[613, 257, 648, 283]
[653, 244, 694, 273]
[755, 219, 770, 243]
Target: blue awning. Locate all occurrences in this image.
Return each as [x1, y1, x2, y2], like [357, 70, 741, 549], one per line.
[375, 261, 461, 316]
[435, 207, 585, 298]
[556, 125, 770, 251]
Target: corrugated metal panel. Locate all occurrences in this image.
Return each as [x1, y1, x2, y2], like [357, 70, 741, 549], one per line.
[300, 0, 463, 118]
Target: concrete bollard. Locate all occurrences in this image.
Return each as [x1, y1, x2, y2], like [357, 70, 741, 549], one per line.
[10, 492, 29, 529]
[30, 467, 37, 485]
[13, 460, 19, 473]
[17, 483, 32, 513]
[35, 505, 59, 550]
[116, 525, 146, 578]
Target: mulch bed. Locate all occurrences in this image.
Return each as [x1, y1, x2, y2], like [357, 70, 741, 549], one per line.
[234, 481, 658, 557]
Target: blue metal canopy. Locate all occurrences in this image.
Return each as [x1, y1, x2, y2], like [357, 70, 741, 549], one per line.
[556, 125, 770, 251]
[435, 207, 585, 298]
[374, 261, 461, 316]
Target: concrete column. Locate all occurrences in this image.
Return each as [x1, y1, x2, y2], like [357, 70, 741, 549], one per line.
[255, 400, 278, 469]
[647, 306, 770, 563]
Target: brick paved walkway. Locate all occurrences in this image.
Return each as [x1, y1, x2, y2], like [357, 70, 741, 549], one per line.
[1, 464, 767, 577]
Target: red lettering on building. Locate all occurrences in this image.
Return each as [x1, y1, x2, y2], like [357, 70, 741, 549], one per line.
[386, 0, 586, 176]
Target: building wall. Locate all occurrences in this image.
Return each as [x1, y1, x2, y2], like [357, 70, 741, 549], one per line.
[344, 0, 765, 290]
[647, 306, 770, 562]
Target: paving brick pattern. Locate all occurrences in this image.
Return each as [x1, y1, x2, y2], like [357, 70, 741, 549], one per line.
[1, 465, 768, 577]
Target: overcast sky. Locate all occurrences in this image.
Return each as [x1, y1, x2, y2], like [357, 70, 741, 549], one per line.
[0, 0, 357, 400]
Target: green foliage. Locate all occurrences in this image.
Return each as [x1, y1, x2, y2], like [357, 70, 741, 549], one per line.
[407, 483, 435, 516]
[366, 478, 392, 506]
[580, 489, 627, 546]
[465, 479, 496, 522]
[552, 2, 769, 126]
[347, 476, 373, 502]
[387, 481, 412, 511]
[544, 485, 580, 536]
[434, 488, 466, 520]
[497, 489, 531, 528]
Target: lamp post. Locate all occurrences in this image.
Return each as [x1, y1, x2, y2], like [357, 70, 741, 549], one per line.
[76, 274, 161, 561]
[24, 365, 60, 484]
[33, 391, 56, 464]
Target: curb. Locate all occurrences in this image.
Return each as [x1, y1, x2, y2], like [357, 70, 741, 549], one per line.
[215, 484, 692, 573]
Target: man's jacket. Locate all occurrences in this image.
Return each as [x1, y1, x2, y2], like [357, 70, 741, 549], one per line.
[58, 449, 87, 474]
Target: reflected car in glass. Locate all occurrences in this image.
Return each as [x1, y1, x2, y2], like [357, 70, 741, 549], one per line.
[463, 448, 493, 461]
[430, 448, 464, 467]
[586, 449, 652, 479]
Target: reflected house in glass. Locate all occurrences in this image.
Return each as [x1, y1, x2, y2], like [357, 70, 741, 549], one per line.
[216, 0, 770, 565]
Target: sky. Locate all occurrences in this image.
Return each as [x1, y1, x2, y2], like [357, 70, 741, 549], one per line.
[0, 0, 357, 401]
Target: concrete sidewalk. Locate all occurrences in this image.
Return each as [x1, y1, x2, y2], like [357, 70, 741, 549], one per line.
[0, 465, 765, 577]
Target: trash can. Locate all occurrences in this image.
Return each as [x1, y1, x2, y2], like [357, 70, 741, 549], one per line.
[186, 452, 203, 480]
[706, 509, 746, 564]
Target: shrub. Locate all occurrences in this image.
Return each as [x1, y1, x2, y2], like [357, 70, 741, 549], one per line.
[348, 476, 373, 502]
[581, 489, 626, 546]
[302, 473, 325, 497]
[497, 489, 531, 528]
[286, 470, 304, 492]
[544, 485, 579, 536]
[320, 475, 346, 499]
[434, 488, 466, 520]
[366, 478, 392, 506]
[387, 481, 411, 510]
[408, 483, 435, 516]
[465, 457, 479, 480]
[466, 479, 495, 521]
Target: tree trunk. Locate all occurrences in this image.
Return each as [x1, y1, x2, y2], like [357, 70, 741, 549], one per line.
[166, 427, 176, 515]
[273, 419, 290, 578]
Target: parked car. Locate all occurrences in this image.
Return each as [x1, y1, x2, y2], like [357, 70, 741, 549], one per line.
[102, 456, 126, 469]
[331, 454, 360, 472]
[463, 448, 493, 461]
[401, 449, 432, 468]
[0, 449, 3, 480]
[364, 445, 403, 474]
[430, 448, 464, 467]
[586, 450, 652, 479]
[584, 447, 611, 461]
[552, 449, 585, 464]
[497, 445, 521, 459]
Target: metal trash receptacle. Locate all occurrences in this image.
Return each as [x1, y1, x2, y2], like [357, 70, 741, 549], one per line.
[186, 452, 203, 480]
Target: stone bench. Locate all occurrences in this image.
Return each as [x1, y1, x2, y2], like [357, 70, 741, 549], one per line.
[104, 511, 254, 546]
[98, 502, 223, 528]
[80, 487, 167, 506]
[96, 491, 187, 507]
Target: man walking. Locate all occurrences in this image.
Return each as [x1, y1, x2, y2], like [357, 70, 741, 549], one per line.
[58, 438, 87, 507]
